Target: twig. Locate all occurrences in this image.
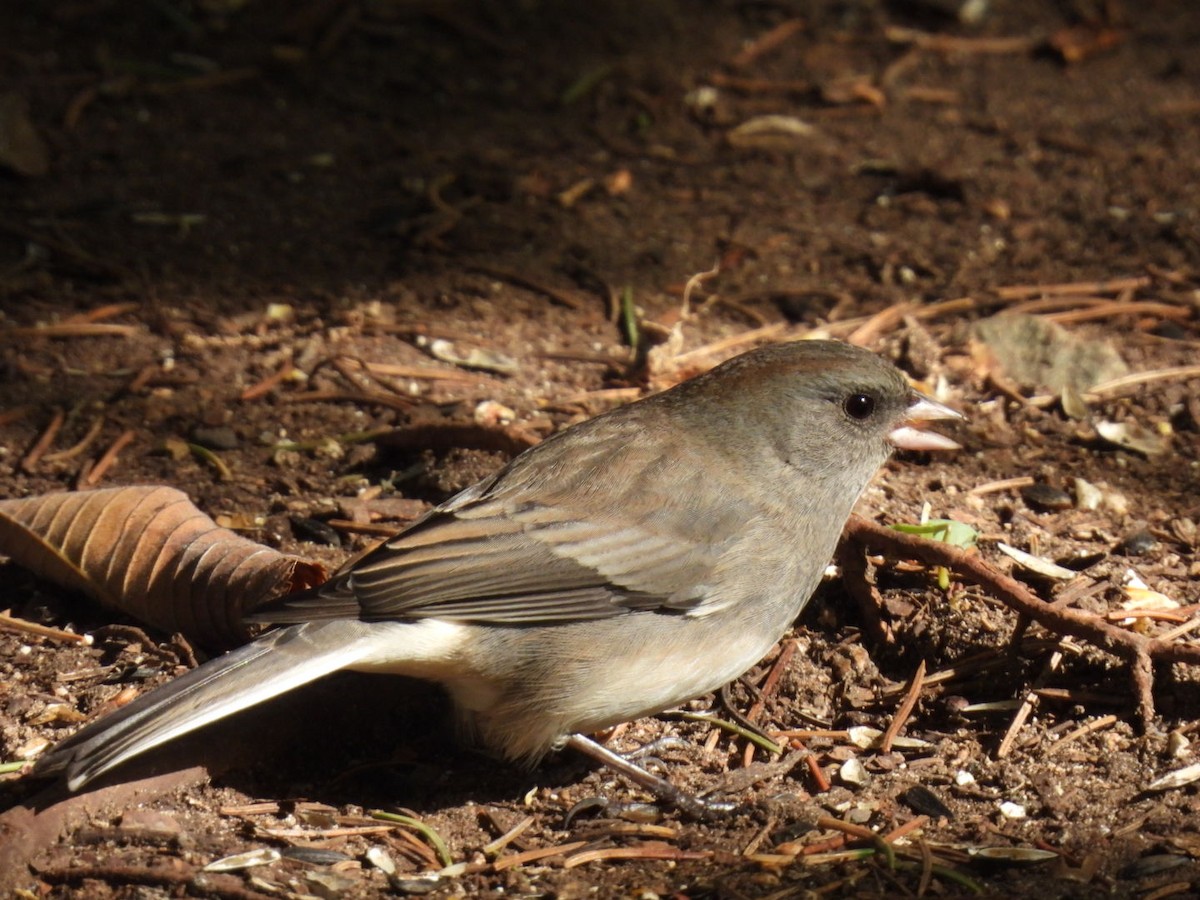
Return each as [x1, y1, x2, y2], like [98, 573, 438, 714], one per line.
[884, 25, 1042, 55]
[815, 815, 895, 869]
[82, 428, 136, 486]
[968, 476, 1034, 496]
[563, 842, 712, 868]
[844, 516, 1200, 730]
[491, 840, 589, 871]
[1086, 365, 1200, 398]
[0, 323, 138, 339]
[1044, 300, 1190, 326]
[997, 646, 1065, 758]
[42, 415, 105, 463]
[993, 275, 1150, 300]
[20, 408, 64, 473]
[481, 815, 535, 858]
[746, 639, 799, 723]
[240, 355, 297, 401]
[1046, 714, 1119, 756]
[665, 322, 791, 370]
[63, 302, 139, 324]
[805, 752, 831, 792]
[881, 660, 925, 753]
[846, 301, 921, 347]
[729, 18, 806, 68]
[0, 612, 92, 645]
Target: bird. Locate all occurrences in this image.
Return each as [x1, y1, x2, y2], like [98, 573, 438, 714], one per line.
[33, 340, 960, 805]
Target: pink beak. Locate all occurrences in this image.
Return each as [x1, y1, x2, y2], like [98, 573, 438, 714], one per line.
[888, 394, 962, 451]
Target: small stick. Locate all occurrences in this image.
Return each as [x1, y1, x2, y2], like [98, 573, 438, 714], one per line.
[1046, 714, 1119, 756]
[20, 408, 64, 473]
[885, 26, 1041, 55]
[62, 303, 139, 324]
[1044, 301, 1190, 326]
[846, 301, 920, 347]
[997, 647, 1064, 758]
[481, 815, 535, 858]
[729, 18, 806, 68]
[43, 416, 105, 463]
[0, 323, 137, 339]
[993, 275, 1150, 300]
[1086, 365, 1200, 398]
[82, 428, 136, 486]
[0, 611, 92, 645]
[746, 640, 799, 722]
[666, 322, 791, 369]
[805, 751, 831, 793]
[240, 356, 297, 401]
[491, 841, 589, 872]
[881, 660, 925, 753]
[845, 515, 1200, 730]
[881, 815, 929, 844]
[968, 476, 1034, 496]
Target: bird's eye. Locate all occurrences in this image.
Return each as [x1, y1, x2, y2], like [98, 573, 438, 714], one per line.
[843, 392, 876, 420]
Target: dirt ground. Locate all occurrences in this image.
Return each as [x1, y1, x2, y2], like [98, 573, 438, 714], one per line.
[2, 0, 1200, 896]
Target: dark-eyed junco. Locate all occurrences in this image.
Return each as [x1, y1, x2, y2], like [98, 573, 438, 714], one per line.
[34, 340, 959, 803]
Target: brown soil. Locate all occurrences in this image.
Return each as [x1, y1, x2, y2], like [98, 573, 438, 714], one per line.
[3, 1, 1200, 896]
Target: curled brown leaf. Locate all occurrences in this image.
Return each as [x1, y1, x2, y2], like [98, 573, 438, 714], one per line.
[0, 486, 326, 648]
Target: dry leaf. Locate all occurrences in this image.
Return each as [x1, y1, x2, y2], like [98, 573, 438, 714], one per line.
[0, 486, 326, 648]
[971, 314, 1127, 394]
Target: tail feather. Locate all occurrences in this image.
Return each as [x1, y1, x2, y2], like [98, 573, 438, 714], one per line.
[34, 622, 382, 790]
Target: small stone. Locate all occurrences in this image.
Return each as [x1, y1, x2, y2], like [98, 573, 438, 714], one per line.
[839, 757, 870, 787]
[999, 801, 1026, 819]
[117, 809, 184, 844]
[191, 425, 239, 451]
[1074, 477, 1103, 511]
[1167, 731, 1190, 759]
[1118, 528, 1158, 556]
[1021, 483, 1073, 512]
[901, 784, 954, 819]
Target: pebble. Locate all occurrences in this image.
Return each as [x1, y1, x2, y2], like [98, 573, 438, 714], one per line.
[1020, 483, 1073, 512]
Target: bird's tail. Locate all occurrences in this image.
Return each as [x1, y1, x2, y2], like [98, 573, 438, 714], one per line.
[33, 621, 383, 790]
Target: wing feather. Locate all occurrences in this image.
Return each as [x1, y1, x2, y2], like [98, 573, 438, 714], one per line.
[252, 410, 766, 627]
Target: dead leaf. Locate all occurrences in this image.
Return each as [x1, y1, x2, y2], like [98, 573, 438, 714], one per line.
[0, 486, 326, 648]
[971, 314, 1128, 394]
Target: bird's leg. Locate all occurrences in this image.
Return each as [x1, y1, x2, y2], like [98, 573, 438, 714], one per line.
[564, 733, 737, 820]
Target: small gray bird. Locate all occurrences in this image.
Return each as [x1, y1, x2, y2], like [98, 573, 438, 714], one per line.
[35, 341, 959, 801]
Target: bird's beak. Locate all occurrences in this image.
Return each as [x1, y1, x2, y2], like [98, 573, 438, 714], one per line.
[888, 392, 963, 451]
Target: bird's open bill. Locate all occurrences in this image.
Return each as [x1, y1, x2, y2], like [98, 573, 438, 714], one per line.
[888, 393, 963, 452]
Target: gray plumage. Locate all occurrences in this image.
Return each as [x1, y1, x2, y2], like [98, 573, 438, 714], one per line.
[34, 340, 958, 790]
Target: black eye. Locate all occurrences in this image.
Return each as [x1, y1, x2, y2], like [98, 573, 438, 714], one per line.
[843, 392, 876, 420]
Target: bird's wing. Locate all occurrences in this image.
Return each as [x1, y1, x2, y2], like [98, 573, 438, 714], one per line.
[253, 419, 755, 626]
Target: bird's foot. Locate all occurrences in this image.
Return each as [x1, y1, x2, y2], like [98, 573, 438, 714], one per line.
[564, 733, 739, 821]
